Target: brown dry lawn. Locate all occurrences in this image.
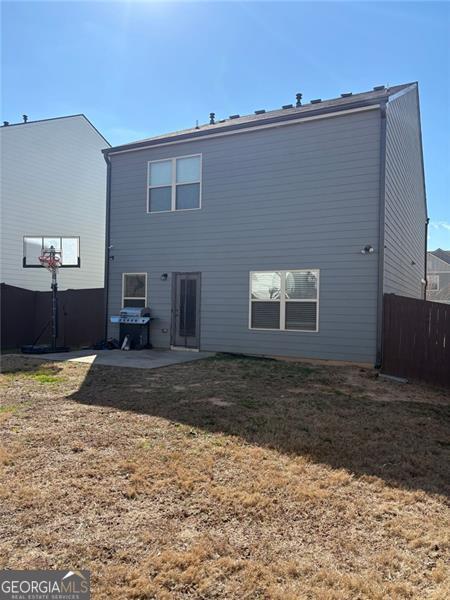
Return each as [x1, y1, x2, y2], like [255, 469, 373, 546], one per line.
[0, 353, 449, 599]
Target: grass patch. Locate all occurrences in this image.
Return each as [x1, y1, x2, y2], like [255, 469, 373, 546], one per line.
[0, 405, 19, 414]
[1, 366, 64, 384]
[31, 373, 61, 384]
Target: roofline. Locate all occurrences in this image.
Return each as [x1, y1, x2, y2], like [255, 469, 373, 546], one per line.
[81, 114, 111, 147]
[1, 113, 111, 147]
[428, 251, 450, 268]
[385, 82, 427, 221]
[104, 101, 382, 156]
[413, 83, 428, 220]
[104, 83, 416, 156]
[386, 81, 417, 102]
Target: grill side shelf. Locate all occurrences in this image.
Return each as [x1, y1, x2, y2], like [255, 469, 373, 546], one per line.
[110, 316, 152, 324]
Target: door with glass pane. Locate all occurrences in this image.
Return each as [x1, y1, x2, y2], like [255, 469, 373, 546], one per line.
[172, 273, 201, 348]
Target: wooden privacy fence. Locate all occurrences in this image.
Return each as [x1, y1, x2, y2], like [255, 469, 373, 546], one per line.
[1, 283, 104, 350]
[382, 294, 450, 387]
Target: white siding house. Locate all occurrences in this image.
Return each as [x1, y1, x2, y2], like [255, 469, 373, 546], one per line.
[0, 115, 109, 291]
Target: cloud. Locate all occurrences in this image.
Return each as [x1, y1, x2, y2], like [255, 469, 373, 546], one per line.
[430, 221, 450, 231]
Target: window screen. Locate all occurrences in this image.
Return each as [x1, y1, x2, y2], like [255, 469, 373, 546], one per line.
[285, 302, 317, 331]
[123, 273, 147, 307]
[251, 302, 280, 329]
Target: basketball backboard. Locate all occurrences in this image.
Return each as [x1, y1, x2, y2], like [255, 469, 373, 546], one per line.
[23, 236, 80, 267]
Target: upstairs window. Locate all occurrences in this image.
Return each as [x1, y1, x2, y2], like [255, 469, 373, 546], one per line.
[427, 274, 439, 290]
[147, 155, 201, 213]
[122, 273, 147, 307]
[250, 270, 319, 331]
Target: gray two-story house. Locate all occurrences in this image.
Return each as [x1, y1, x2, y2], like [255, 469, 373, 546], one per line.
[103, 82, 427, 365]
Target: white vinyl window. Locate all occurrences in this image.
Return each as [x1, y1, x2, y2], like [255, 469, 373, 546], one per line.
[427, 274, 439, 291]
[147, 154, 202, 213]
[122, 273, 147, 308]
[249, 270, 319, 331]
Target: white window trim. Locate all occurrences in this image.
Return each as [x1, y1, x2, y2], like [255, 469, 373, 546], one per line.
[122, 272, 147, 307]
[248, 269, 320, 332]
[147, 154, 202, 213]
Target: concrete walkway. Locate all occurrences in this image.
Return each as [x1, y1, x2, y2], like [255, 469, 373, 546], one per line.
[37, 348, 214, 369]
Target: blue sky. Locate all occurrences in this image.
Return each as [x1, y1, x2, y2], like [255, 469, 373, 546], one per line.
[2, 1, 449, 249]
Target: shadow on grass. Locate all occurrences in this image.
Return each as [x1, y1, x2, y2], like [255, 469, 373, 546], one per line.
[69, 353, 450, 497]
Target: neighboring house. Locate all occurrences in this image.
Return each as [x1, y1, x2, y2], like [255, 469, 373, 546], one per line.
[104, 82, 427, 364]
[427, 249, 450, 304]
[0, 114, 110, 291]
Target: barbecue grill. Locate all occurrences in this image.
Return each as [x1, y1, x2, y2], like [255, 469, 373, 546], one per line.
[110, 307, 152, 349]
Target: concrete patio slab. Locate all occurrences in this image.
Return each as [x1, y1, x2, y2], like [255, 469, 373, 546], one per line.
[36, 348, 214, 369]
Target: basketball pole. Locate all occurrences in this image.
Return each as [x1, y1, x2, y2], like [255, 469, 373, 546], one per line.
[21, 242, 73, 355]
[51, 254, 58, 352]
[40, 245, 59, 352]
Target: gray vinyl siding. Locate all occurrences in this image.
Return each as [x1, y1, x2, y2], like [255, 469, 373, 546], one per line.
[383, 86, 427, 298]
[107, 109, 382, 363]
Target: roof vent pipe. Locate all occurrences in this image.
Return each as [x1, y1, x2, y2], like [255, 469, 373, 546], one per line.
[296, 93, 302, 107]
[209, 112, 215, 125]
[310, 99, 322, 104]
[341, 93, 353, 98]
[23, 114, 28, 123]
[254, 109, 266, 115]
[373, 85, 385, 91]
[229, 114, 240, 119]
[282, 104, 293, 109]
[3, 121, 9, 126]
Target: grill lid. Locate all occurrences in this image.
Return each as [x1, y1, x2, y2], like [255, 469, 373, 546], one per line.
[119, 307, 150, 318]
[110, 306, 151, 324]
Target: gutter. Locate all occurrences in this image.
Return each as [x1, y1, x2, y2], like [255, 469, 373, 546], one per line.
[375, 102, 387, 369]
[424, 217, 430, 300]
[103, 153, 112, 341]
[416, 83, 429, 301]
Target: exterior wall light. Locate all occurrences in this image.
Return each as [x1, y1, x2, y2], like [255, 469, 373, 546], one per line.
[160, 273, 168, 281]
[361, 245, 374, 254]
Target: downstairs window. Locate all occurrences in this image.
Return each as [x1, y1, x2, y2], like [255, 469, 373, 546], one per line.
[250, 270, 319, 331]
[122, 273, 147, 307]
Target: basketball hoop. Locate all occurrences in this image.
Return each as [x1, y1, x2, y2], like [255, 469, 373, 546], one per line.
[22, 241, 74, 354]
[38, 246, 61, 272]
